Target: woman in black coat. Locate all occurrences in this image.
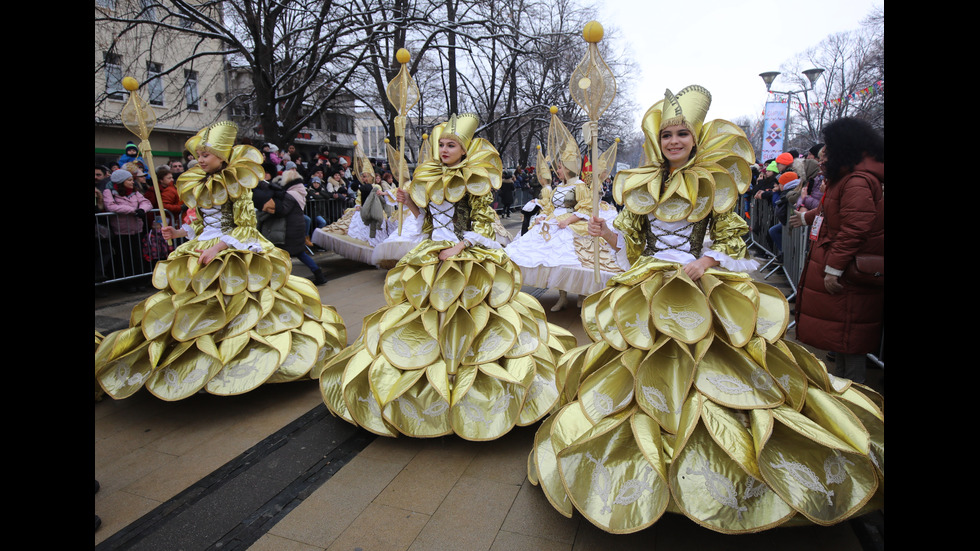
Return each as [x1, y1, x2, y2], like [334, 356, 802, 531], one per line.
[498, 170, 515, 218]
[254, 171, 327, 285]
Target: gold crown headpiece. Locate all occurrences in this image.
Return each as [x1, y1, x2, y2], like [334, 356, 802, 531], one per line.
[351, 141, 375, 184]
[431, 113, 479, 154]
[535, 144, 552, 188]
[547, 106, 580, 176]
[185, 120, 239, 162]
[659, 85, 711, 136]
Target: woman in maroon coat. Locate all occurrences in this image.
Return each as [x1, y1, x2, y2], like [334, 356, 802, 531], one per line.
[792, 117, 883, 383]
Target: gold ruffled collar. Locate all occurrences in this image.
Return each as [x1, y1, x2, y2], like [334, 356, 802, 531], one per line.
[176, 144, 265, 209]
[613, 113, 754, 223]
[408, 138, 503, 207]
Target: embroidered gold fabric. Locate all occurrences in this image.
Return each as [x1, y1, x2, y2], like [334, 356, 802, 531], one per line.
[95, 138, 347, 401]
[529, 87, 883, 534]
[317, 118, 577, 439]
[529, 260, 884, 533]
[316, 243, 576, 440]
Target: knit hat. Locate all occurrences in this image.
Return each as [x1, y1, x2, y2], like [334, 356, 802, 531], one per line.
[284, 161, 297, 171]
[766, 161, 778, 172]
[775, 152, 794, 165]
[778, 171, 799, 186]
[124, 141, 138, 153]
[809, 143, 824, 158]
[111, 169, 133, 184]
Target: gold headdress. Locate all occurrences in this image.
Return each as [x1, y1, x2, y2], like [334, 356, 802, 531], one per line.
[410, 113, 502, 207]
[660, 85, 711, 136]
[418, 133, 432, 164]
[613, 85, 754, 224]
[535, 144, 552, 188]
[352, 141, 375, 185]
[185, 120, 240, 161]
[176, 121, 264, 209]
[430, 113, 479, 155]
[547, 106, 581, 177]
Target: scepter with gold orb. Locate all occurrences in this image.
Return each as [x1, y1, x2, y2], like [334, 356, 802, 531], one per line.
[385, 48, 421, 235]
[120, 76, 171, 241]
[570, 22, 616, 283]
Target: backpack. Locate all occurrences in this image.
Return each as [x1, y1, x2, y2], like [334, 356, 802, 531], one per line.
[142, 228, 174, 262]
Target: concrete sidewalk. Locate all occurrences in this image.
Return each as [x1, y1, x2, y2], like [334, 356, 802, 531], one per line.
[95, 215, 883, 550]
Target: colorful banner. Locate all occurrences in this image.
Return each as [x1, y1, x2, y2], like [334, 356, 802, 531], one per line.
[761, 101, 787, 162]
[766, 80, 884, 114]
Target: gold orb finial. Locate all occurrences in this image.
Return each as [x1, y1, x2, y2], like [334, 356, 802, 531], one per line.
[549, 106, 558, 114]
[396, 48, 411, 64]
[353, 141, 358, 146]
[422, 133, 428, 139]
[583, 21, 604, 43]
[384, 138, 390, 144]
[122, 76, 140, 91]
[615, 137, 620, 143]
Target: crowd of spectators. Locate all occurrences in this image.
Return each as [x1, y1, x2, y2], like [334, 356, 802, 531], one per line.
[95, 140, 404, 286]
[748, 144, 825, 264]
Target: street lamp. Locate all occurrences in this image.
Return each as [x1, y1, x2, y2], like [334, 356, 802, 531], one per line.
[758, 68, 824, 148]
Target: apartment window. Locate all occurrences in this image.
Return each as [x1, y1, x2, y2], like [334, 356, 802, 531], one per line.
[184, 70, 199, 111]
[303, 107, 323, 130]
[231, 99, 251, 118]
[105, 53, 124, 101]
[324, 112, 354, 135]
[146, 62, 164, 106]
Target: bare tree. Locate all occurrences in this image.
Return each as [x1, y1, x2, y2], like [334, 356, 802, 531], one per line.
[96, 0, 380, 147]
[773, 5, 884, 149]
[96, 0, 643, 167]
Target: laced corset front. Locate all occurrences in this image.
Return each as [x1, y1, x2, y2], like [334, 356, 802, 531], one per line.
[552, 184, 576, 210]
[428, 198, 472, 242]
[642, 215, 711, 259]
[195, 203, 235, 241]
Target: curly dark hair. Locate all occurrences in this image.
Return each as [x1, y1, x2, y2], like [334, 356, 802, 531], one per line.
[821, 117, 883, 183]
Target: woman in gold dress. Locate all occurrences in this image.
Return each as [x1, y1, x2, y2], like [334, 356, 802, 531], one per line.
[95, 121, 347, 401]
[504, 107, 622, 312]
[313, 141, 397, 266]
[315, 114, 576, 440]
[527, 86, 883, 534]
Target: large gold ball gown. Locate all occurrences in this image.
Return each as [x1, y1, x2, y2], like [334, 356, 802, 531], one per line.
[315, 116, 576, 440]
[527, 89, 883, 534]
[95, 139, 347, 401]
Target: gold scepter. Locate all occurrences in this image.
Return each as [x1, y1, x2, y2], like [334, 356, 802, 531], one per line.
[120, 76, 171, 243]
[385, 48, 420, 235]
[570, 22, 617, 283]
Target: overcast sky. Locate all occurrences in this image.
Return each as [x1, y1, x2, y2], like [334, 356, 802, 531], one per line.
[599, 0, 883, 125]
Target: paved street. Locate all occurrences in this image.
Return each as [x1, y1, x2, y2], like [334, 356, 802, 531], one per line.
[94, 215, 884, 550]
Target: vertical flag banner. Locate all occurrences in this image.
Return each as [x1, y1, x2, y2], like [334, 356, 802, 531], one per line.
[761, 101, 787, 162]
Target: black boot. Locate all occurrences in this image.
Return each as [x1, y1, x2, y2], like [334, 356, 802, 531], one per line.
[311, 269, 327, 286]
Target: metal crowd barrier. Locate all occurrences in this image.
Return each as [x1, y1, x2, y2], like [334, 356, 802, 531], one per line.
[305, 197, 348, 227]
[94, 209, 187, 286]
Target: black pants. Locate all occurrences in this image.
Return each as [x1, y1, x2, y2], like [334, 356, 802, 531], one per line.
[521, 205, 541, 235]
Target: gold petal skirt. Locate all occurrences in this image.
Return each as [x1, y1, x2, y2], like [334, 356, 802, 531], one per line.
[528, 256, 883, 534]
[316, 239, 577, 440]
[95, 238, 347, 401]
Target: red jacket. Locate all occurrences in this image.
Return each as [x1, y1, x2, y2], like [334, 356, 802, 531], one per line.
[144, 184, 183, 223]
[795, 156, 884, 354]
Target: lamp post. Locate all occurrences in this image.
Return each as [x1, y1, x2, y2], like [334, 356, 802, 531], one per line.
[759, 69, 824, 148]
